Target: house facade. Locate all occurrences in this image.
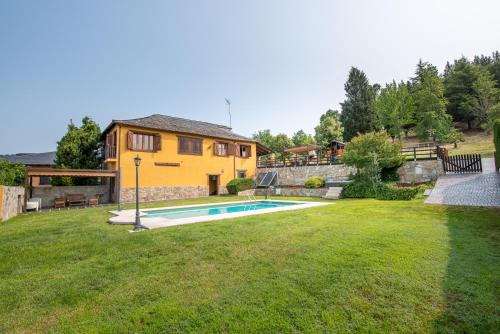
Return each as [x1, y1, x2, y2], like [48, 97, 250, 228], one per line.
[101, 114, 267, 202]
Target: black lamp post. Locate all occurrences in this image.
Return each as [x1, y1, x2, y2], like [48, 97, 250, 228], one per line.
[133, 154, 147, 232]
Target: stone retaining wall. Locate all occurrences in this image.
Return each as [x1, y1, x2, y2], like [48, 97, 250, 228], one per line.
[32, 185, 110, 208]
[241, 187, 328, 198]
[0, 186, 25, 221]
[397, 160, 445, 184]
[256, 164, 356, 186]
[121, 185, 209, 203]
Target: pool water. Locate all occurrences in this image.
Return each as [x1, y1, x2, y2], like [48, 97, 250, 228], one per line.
[143, 201, 299, 220]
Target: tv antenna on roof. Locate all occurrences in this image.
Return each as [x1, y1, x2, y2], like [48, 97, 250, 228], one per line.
[225, 98, 231, 129]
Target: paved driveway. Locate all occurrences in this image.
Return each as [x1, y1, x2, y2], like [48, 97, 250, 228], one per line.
[425, 158, 500, 207]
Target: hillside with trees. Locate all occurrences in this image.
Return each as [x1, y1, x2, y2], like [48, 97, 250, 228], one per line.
[253, 51, 499, 157]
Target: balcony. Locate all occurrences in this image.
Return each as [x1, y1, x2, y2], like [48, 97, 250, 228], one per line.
[105, 146, 117, 160]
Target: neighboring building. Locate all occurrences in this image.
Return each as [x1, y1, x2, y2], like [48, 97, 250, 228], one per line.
[100, 114, 269, 202]
[0, 152, 56, 186]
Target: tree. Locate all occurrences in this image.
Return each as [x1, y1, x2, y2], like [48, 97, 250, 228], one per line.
[55, 117, 102, 185]
[413, 70, 454, 142]
[314, 116, 344, 148]
[342, 131, 403, 170]
[340, 67, 378, 141]
[443, 57, 479, 128]
[411, 59, 439, 89]
[320, 109, 340, 122]
[271, 133, 293, 161]
[469, 65, 500, 129]
[252, 129, 273, 149]
[0, 160, 25, 186]
[291, 130, 314, 146]
[374, 81, 414, 140]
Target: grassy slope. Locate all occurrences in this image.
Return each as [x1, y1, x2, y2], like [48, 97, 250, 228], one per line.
[0, 196, 498, 333]
[402, 130, 495, 157]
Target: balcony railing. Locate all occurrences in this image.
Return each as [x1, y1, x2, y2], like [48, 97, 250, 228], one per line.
[105, 146, 117, 159]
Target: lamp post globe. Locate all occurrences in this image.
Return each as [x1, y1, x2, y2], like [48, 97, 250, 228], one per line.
[133, 154, 146, 232]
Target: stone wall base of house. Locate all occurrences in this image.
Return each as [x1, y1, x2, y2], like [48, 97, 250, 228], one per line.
[32, 185, 110, 208]
[1, 186, 25, 221]
[256, 164, 356, 186]
[397, 160, 445, 184]
[121, 185, 209, 203]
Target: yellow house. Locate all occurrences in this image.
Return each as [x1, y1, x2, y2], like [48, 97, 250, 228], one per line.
[100, 114, 269, 202]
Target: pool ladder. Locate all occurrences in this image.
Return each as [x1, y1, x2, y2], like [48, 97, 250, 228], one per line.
[246, 193, 257, 202]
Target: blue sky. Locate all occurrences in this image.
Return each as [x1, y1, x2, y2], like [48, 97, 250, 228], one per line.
[1, 0, 499, 154]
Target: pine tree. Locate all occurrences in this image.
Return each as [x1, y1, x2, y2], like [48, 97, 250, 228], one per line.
[340, 67, 378, 141]
[413, 71, 453, 142]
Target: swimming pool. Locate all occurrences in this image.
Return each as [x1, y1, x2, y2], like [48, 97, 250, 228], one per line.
[143, 201, 300, 219]
[109, 200, 331, 230]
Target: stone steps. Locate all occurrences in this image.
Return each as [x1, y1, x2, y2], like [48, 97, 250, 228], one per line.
[323, 187, 342, 200]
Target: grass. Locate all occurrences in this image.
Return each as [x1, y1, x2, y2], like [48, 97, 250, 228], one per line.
[0, 196, 499, 333]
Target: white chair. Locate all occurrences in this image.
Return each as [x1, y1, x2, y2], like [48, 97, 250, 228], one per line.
[26, 197, 42, 212]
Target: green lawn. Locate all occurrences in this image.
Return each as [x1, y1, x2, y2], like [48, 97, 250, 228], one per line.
[0, 196, 498, 333]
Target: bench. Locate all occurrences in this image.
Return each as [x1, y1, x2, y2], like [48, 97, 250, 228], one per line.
[66, 194, 86, 207]
[54, 197, 66, 209]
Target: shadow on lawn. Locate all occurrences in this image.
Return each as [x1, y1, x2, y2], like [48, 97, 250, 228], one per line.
[434, 206, 499, 332]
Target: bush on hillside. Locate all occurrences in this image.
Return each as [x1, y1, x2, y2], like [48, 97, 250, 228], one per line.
[0, 160, 25, 186]
[304, 176, 326, 189]
[226, 178, 256, 195]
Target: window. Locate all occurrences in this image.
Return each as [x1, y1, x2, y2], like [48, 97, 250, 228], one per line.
[237, 170, 247, 178]
[127, 131, 161, 152]
[214, 142, 229, 156]
[239, 144, 251, 158]
[178, 136, 203, 155]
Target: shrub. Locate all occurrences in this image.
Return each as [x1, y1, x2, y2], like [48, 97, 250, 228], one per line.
[381, 166, 400, 182]
[0, 160, 25, 186]
[226, 178, 256, 195]
[341, 181, 418, 201]
[342, 131, 404, 169]
[494, 119, 500, 170]
[375, 184, 418, 200]
[304, 176, 326, 189]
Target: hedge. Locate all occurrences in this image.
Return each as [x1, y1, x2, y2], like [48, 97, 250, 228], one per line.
[494, 119, 500, 170]
[226, 178, 256, 195]
[341, 181, 418, 200]
[304, 176, 326, 189]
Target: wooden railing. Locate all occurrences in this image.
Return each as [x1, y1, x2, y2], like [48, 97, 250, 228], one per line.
[105, 146, 117, 159]
[401, 144, 443, 161]
[257, 156, 343, 168]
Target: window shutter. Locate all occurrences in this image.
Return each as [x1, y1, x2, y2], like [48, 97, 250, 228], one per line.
[227, 143, 235, 155]
[213, 143, 219, 156]
[247, 145, 252, 157]
[153, 134, 161, 151]
[127, 131, 133, 149]
[234, 144, 241, 157]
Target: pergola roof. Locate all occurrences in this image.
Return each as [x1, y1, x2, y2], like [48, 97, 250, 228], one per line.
[26, 167, 117, 178]
[283, 144, 322, 154]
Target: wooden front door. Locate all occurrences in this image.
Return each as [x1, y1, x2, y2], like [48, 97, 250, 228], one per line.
[208, 175, 219, 195]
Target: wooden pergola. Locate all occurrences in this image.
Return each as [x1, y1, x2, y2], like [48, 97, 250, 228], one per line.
[24, 167, 118, 211]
